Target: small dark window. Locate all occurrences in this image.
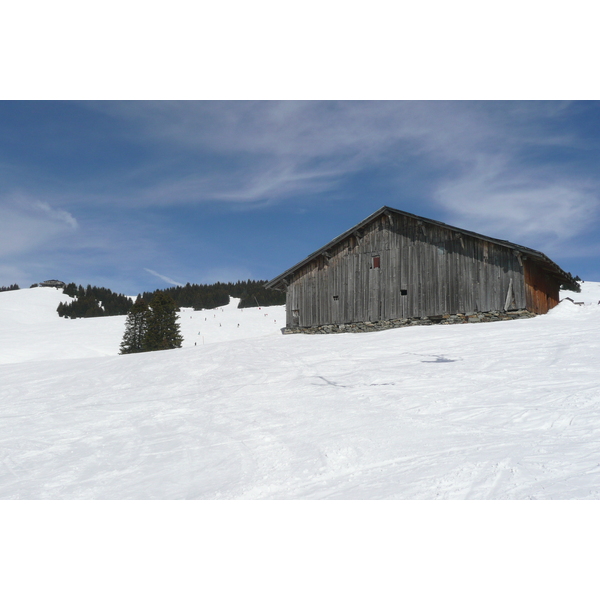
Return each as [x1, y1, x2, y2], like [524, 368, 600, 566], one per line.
[333, 295, 339, 301]
[400, 289, 407, 296]
[372, 255, 380, 269]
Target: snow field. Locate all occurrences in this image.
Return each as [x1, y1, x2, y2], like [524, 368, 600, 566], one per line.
[1, 283, 599, 498]
[0, 287, 285, 364]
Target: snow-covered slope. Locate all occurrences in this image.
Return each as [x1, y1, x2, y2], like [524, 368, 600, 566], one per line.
[0, 287, 285, 364]
[0, 284, 599, 499]
[0, 287, 126, 364]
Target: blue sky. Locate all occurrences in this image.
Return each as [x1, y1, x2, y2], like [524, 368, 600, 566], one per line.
[1, 101, 599, 295]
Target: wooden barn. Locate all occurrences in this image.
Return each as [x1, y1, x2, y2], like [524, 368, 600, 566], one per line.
[265, 206, 580, 333]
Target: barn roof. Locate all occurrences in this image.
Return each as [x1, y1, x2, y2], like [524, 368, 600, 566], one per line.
[265, 206, 581, 292]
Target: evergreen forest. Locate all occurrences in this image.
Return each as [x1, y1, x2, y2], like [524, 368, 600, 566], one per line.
[55, 279, 284, 319]
[141, 280, 285, 310]
[57, 283, 134, 318]
[0, 284, 20, 292]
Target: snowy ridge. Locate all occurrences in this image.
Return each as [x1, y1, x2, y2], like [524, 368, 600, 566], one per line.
[0, 284, 599, 498]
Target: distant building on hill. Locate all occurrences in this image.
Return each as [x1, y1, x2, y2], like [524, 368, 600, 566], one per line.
[265, 206, 581, 334]
[39, 280, 66, 289]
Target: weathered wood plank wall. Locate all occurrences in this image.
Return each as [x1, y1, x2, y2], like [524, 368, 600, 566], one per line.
[285, 213, 527, 328]
[523, 260, 560, 314]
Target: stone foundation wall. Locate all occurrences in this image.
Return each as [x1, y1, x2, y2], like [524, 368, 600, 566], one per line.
[283, 309, 536, 335]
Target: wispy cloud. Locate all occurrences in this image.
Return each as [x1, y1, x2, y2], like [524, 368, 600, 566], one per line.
[144, 268, 183, 287]
[86, 101, 600, 249]
[34, 200, 78, 229]
[0, 194, 78, 259]
[11, 102, 592, 216]
[434, 155, 600, 253]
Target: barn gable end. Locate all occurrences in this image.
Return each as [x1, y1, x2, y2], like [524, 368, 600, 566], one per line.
[266, 207, 579, 331]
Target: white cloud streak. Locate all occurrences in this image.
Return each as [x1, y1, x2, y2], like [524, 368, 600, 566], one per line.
[144, 268, 183, 287]
[34, 200, 78, 229]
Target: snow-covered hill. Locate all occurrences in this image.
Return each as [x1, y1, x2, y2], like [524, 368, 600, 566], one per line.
[0, 287, 285, 364]
[0, 284, 599, 499]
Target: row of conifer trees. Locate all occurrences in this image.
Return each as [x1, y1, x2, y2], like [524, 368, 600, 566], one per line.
[56, 280, 285, 319]
[141, 280, 285, 310]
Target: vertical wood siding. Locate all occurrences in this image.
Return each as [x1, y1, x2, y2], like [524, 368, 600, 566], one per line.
[286, 213, 529, 328]
[523, 260, 560, 314]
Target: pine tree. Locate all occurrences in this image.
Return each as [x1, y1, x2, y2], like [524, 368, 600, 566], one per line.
[119, 297, 151, 354]
[142, 291, 183, 351]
